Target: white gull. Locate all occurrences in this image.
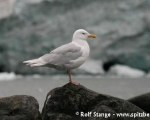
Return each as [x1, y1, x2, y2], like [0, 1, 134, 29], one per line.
[23, 29, 96, 85]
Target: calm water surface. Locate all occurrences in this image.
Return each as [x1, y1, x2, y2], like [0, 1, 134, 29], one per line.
[0, 76, 150, 110]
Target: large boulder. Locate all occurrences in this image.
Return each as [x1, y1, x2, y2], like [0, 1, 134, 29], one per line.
[42, 83, 148, 120]
[128, 93, 150, 113]
[0, 95, 41, 120]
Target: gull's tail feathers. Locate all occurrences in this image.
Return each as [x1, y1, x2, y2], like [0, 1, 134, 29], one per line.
[23, 58, 46, 67]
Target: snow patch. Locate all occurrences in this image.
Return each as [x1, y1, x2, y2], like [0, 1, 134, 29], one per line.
[146, 72, 150, 78]
[107, 64, 145, 78]
[0, 0, 16, 19]
[0, 72, 20, 81]
[75, 59, 105, 75]
[32, 74, 41, 78]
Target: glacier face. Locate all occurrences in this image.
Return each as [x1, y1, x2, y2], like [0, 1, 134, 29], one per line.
[0, 0, 150, 75]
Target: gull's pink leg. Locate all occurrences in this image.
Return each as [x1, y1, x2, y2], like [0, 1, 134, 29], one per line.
[67, 70, 80, 85]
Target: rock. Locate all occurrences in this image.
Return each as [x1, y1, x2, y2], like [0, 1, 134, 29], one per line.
[0, 95, 41, 120]
[107, 64, 145, 78]
[74, 59, 105, 75]
[128, 93, 150, 113]
[42, 83, 148, 120]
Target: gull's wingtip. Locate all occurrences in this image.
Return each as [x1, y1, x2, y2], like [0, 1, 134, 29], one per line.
[23, 61, 30, 66]
[23, 59, 36, 64]
[23, 58, 45, 67]
[23, 60, 29, 63]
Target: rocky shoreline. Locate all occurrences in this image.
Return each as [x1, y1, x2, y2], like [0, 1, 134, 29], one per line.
[0, 83, 150, 120]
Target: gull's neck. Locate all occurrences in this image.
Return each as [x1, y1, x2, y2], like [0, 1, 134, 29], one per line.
[72, 39, 88, 46]
[72, 39, 90, 57]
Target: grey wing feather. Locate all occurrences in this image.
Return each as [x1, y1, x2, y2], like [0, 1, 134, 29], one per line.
[40, 43, 82, 66]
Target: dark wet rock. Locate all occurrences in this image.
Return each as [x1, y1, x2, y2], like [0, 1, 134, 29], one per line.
[128, 93, 150, 113]
[42, 83, 148, 120]
[0, 95, 41, 120]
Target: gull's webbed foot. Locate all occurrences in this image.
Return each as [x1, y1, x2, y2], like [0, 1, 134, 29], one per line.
[70, 80, 80, 85]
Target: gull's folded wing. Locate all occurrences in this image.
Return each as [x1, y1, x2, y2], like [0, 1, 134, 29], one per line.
[40, 43, 82, 66]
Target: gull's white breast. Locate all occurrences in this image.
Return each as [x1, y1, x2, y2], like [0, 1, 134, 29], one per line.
[64, 40, 90, 69]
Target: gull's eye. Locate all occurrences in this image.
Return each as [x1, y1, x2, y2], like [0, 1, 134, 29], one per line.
[82, 33, 85, 35]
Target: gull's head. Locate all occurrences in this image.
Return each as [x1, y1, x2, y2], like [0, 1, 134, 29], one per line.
[73, 29, 96, 41]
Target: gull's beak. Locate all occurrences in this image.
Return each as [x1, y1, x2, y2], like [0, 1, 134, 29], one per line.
[88, 34, 96, 38]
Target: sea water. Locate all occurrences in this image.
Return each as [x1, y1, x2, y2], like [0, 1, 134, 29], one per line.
[0, 76, 150, 111]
